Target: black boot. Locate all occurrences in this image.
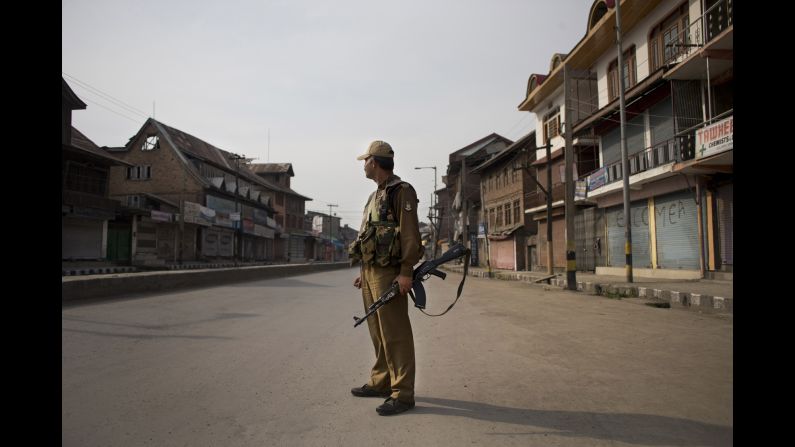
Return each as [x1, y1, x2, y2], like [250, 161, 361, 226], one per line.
[351, 384, 391, 398]
[376, 397, 415, 415]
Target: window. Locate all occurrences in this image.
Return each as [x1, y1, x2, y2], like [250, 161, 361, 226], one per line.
[543, 110, 561, 144]
[142, 135, 160, 151]
[65, 163, 107, 195]
[127, 165, 152, 180]
[607, 46, 637, 101]
[514, 200, 521, 224]
[505, 203, 512, 226]
[649, 3, 690, 71]
[496, 205, 503, 227]
[126, 195, 141, 208]
[489, 208, 496, 230]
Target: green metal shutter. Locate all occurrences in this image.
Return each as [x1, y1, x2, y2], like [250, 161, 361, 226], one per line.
[606, 201, 651, 268]
[654, 189, 700, 270]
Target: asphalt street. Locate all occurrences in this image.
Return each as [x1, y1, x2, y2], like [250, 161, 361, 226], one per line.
[62, 267, 732, 446]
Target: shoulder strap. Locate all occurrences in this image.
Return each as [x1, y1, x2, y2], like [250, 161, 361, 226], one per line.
[383, 181, 409, 221]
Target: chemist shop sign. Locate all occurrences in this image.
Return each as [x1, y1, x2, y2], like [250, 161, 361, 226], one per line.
[696, 116, 733, 160]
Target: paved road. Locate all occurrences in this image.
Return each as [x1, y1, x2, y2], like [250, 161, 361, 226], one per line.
[63, 267, 732, 446]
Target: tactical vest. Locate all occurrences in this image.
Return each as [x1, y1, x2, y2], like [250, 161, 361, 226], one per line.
[349, 181, 406, 267]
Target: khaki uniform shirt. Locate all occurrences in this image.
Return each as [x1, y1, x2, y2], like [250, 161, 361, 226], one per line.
[359, 174, 423, 277]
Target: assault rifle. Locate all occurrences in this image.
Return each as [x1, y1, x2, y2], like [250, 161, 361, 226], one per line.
[353, 243, 470, 327]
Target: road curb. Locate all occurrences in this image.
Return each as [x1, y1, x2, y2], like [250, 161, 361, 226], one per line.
[62, 262, 351, 303]
[440, 265, 732, 316]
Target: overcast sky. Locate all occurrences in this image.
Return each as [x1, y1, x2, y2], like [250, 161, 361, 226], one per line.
[63, 0, 593, 228]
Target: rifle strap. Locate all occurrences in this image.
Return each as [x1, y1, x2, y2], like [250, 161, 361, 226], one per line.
[417, 249, 470, 317]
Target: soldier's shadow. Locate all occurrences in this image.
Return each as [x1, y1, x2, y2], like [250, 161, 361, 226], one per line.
[415, 397, 731, 447]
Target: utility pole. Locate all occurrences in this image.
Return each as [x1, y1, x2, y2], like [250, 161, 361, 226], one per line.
[545, 142, 553, 277]
[615, 0, 633, 282]
[229, 153, 247, 266]
[177, 170, 186, 265]
[328, 204, 338, 262]
[518, 141, 553, 277]
[461, 158, 468, 258]
[414, 166, 438, 258]
[563, 64, 577, 290]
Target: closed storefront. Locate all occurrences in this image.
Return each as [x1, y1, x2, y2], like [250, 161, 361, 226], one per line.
[716, 184, 733, 268]
[489, 238, 516, 270]
[654, 189, 699, 270]
[289, 235, 305, 260]
[606, 201, 651, 268]
[201, 227, 235, 258]
[62, 217, 104, 259]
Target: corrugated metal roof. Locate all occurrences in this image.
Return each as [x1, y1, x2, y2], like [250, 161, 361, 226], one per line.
[149, 119, 313, 202]
[155, 120, 231, 168]
[471, 131, 536, 173]
[62, 78, 86, 110]
[248, 163, 294, 175]
[68, 127, 134, 167]
[450, 133, 513, 159]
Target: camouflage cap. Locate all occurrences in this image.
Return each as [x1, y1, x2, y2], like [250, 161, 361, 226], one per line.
[356, 140, 394, 160]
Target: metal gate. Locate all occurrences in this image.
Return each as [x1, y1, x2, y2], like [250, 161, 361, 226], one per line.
[289, 235, 305, 261]
[606, 202, 651, 268]
[107, 224, 131, 262]
[654, 189, 699, 270]
[575, 207, 597, 271]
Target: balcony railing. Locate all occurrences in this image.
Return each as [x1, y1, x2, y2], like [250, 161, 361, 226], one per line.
[62, 190, 120, 211]
[583, 134, 696, 191]
[666, 0, 733, 65]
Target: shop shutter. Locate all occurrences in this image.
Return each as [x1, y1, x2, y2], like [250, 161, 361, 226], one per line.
[202, 228, 219, 256]
[289, 236, 304, 260]
[62, 218, 103, 259]
[490, 239, 515, 270]
[606, 201, 651, 268]
[654, 189, 699, 270]
[716, 184, 733, 266]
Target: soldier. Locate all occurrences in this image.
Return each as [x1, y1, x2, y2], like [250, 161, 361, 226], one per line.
[349, 140, 424, 416]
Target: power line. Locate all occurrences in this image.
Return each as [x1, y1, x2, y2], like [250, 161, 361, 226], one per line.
[63, 72, 150, 118]
[79, 96, 142, 124]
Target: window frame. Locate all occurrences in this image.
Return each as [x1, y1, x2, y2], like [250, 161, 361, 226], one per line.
[648, 2, 690, 72]
[607, 45, 637, 102]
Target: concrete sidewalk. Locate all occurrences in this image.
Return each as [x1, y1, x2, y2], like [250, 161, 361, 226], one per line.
[440, 264, 733, 316]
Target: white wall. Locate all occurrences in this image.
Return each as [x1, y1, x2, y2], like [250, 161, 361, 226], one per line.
[594, 1, 694, 108]
[532, 85, 565, 160]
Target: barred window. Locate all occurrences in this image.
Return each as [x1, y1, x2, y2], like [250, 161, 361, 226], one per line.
[543, 110, 561, 144]
[65, 163, 107, 195]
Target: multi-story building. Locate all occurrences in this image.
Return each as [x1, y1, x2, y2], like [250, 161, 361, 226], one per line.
[305, 210, 343, 261]
[105, 118, 282, 266]
[248, 163, 314, 262]
[518, 0, 732, 278]
[470, 131, 538, 271]
[438, 133, 513, 265]
[62, 78, 134, 264]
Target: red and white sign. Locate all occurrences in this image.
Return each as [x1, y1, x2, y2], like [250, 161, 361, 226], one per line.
[696, 116, 733, 159]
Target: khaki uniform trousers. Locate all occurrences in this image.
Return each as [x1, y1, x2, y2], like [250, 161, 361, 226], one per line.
[360, 263, 416, 403]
